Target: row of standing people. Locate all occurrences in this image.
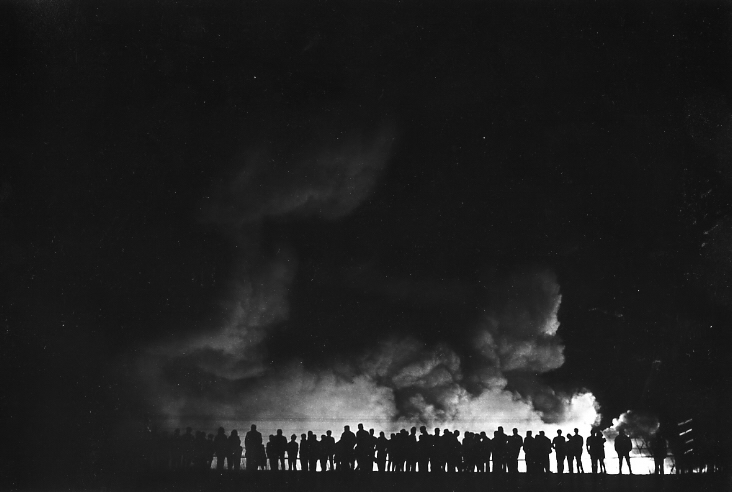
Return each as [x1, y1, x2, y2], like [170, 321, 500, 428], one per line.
[144, 424, 634, 475]
[240, 424, 620, 474]
[142, 427, 242, 471]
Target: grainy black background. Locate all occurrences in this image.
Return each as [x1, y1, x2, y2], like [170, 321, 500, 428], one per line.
[2, 0, 731, 486]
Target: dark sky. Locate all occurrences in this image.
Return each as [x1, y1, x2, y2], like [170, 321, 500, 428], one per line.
[3, 0, 732, 482]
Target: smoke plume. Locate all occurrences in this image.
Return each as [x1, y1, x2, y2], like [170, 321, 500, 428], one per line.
[136, 124, 601, 436]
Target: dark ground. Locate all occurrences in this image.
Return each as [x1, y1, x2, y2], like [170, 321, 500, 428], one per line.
[64, 470, 728, 492]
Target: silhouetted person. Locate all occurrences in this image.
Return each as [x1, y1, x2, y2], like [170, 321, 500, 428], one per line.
[392, 429, 409, 472]
[228, 430, 242, 470]
[320, 435, 330, 472]
[387, 433, 396, 471]
[507, 428, 522, 473]
[340, 426, 356, 470]
[206, 434, 215, 470]
[376, 431, 388, 472]
[445, 430, 460, 472]
[587, 429, 606, 474]
[524, 431, 535, 473]
[367, 429, 377, 471]
[267, 435, 277, 470]
[492, 429, 507, 473]
[479, 431, 492, 472]
[462, 432, 474, 472]
[417, 432, 430, 472]
[568, 428, 584, 473]
[214, 427, 229, 470]
[615, 429, 632, 474]
[274, 429, 287, 471]
[324, 430, 336, 470]
[193, 431, 206, 470]
[181, 427, 194, 467]
[335, 437, 345, 470]
[430, 427, 444, 472]
[245, 425, 262, 470]
[552, 430, 566, 473]
[300, 433, 309, 471]
[287, 435, 299, 471]
[650, 433, 666, 475]
[536, 431, 552, 473]
[355, 423, 370, 471]
[406, 427, 417, 472]
[586, 430, 599, 474]
[563, 430, 573, 473]
[308, 432, 318, 472]
[258, 443, 267, 470]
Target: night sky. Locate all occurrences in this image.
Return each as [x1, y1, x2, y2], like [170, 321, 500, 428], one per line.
[3, 0, 732, 483]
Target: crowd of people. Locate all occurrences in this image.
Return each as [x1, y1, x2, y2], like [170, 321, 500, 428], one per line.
[142, 424, 651, 475]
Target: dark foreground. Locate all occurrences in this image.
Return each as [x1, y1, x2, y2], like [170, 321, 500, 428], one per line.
[92, 471, 728, 492]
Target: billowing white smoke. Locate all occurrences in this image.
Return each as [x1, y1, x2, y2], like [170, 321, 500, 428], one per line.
[136, 124, 601, 437]
[605, 410, 660, 441]
[349, 273, 599, 433]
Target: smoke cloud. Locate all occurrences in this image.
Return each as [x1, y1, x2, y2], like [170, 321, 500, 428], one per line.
[135, 123, 601, 436]
[605, 410, 660, 441]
